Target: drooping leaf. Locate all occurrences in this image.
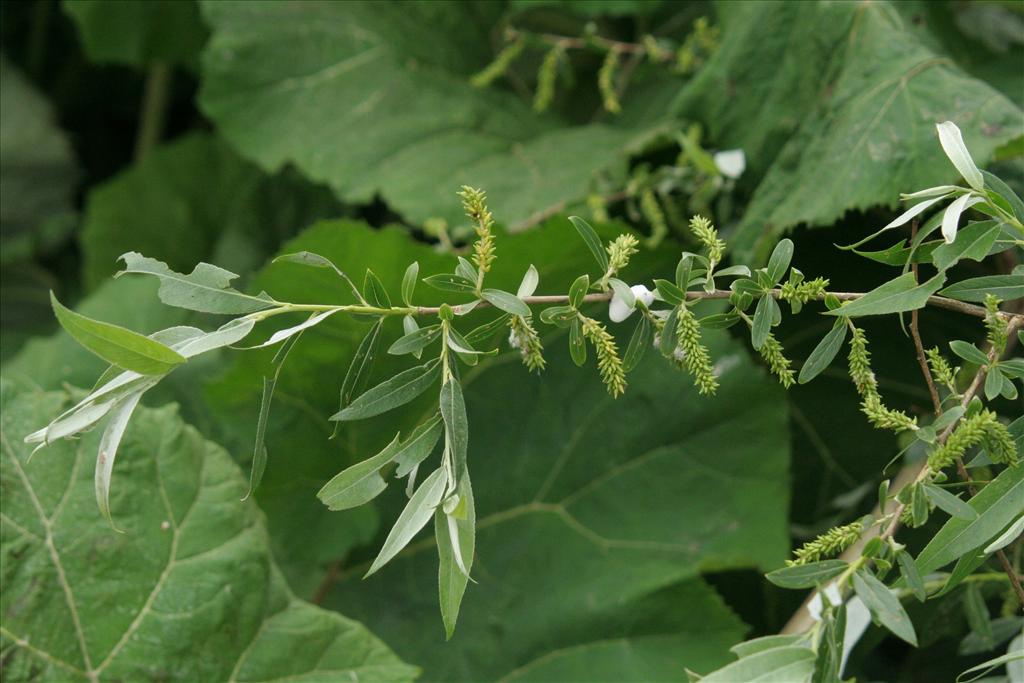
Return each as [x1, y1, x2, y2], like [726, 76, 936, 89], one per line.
[0, 379, 416, 682]
[50, 292, 186, 376]
[852, 569, 918, 646]
[765, 560, 848, 589]
[365, 466, 449, 577]
[799, 320, 848, 384]
[436, 475, 475, 640]
[318, 434, 404, 511]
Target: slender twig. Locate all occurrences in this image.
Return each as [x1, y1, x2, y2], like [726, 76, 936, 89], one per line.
[134, 62, 172, 162]
[504, 27, 657, 58]
[908, 221, 942, 416]
[782, 316, 1024, 634]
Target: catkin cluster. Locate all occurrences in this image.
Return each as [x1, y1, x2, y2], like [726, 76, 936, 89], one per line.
[848, 326, 917, 432]
[787, 521, 863, 566]
[689, 215, 725, 267]
[458, 186, 495, 279]
[580, 315, 626, 397]
[675, 305, 718, 395]
[928, 410, 1018, 471]
[509, 315, 545, 373]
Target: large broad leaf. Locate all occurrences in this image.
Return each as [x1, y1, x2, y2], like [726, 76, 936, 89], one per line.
[64, 0, 208, 69]
[319, 331, 790, 680]
[80, 132, 341, 289]
[674, 1, 1023, 262]
[0, 378, 416, 682]
[197, 1, 663, 227]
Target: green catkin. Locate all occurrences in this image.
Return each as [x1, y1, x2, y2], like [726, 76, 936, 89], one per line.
[848, 326, 917, 432]
[605, 233, 639, 279]
[470, 37, 525, 88]
[587, 194, 610, 223]
[927, 347, 957, 390]
[675, 305, 718, 395]
[580, 315, 626, 397]
[641, 34, 670, 63]
[928, 410, 1018, 471]
[533, 44, 565, 112]
[787, 521, 863, 566]
[509, 315, 545, 373]
[458, 186, 495, 282]
[598, 48, 621, 114]
[688, 215, 725, 268]
[641, 189, 669, 248]
[780, 277, 830, 306]
[984, 294, 1008, 355]
[758, 332, 795, 389]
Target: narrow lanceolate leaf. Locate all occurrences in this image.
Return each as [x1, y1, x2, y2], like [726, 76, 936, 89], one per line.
[51, 292, 186, 375]
[982, 170, 1024, 222]
[897, 552, 926, 602]
[881, 195, 951, 233]
[936, 121, 984, 192]
[242, 310, 339, 350]
[118, 252, 274, 314]
[440, 379, 468, 473]
[464, 313, 510, 345]
[623, 314, 651, 373]
[983, 514, 1024, 554]
[751, 294, 775, 350]
[729, 635, 805, 658]
[273, 250, 361, 301]
[481, 289, 531, 317]
[827, 272, 945, 317]
[423, 273, 477, 293]
[765, 560, 848, 589]
[402, 261, 419, 306]
[95, 388, 146, 530]
[394, 415, 444, 477]
[924, 483, 979, 521]
[317, 434, 403, 511]
[245, 331, 303, 500]
[437, 475, 475, 639]
[517, 264, 539, 298]
[799, 320, 848, 384]
[940, 194, 985, 244]
[950, 340, 990, 366]
[932, 221, 1001, 270]
[388, 324, 441, 356]
[917, 464, 1024, 574]
[331, 360, 441, 422]
[701, 647, 816, 682]
[334, 319, 383, 430]
[363, 269, 391, 308]
[852, 570, 917, 646]
[569, 317, 586, 366]
[366, 466, 449, 577]
[766, 238, 794, 284]
[569, 216, 609, 272]
[940, 275, 1024, 303]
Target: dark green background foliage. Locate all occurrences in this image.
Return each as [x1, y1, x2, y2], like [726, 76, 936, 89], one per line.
[1, 1, 1021, 681]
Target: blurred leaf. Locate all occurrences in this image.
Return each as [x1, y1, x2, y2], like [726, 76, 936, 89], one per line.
[64, 0, 208, 69]
[0, 379, 416, 682]
[675, 1, 1023, 262]
[0, 57, 77, 265]
[81, 132, 342, 289]
[198, 1, 666, 228]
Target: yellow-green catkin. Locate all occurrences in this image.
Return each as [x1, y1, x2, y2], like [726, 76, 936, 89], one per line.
[458, 186, 495, 286]
[848, 326, 917, 432]
[676, 16, 720, 74]
[788, 521, 863, 566]
[533, 44, 565, 112]
[587, 193, 610, 223]
[927, 347, 956, 390]
[509, 315, 545, 373]
[689, 215, 725, 268]
[675, 304, 718, 395]
[598, 48, 621, 114]
[780, 277, 830, 306]
[928, 410, 1018, 471]
[605, 233, 639, 280]
[471, 37, 525, 88]
[641, 189, 668, 248]
[758, 332, 795, 389]
[984, 294, 1008, 355]
[641, 34, 671, 63]
[580, 315, 626, 397]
